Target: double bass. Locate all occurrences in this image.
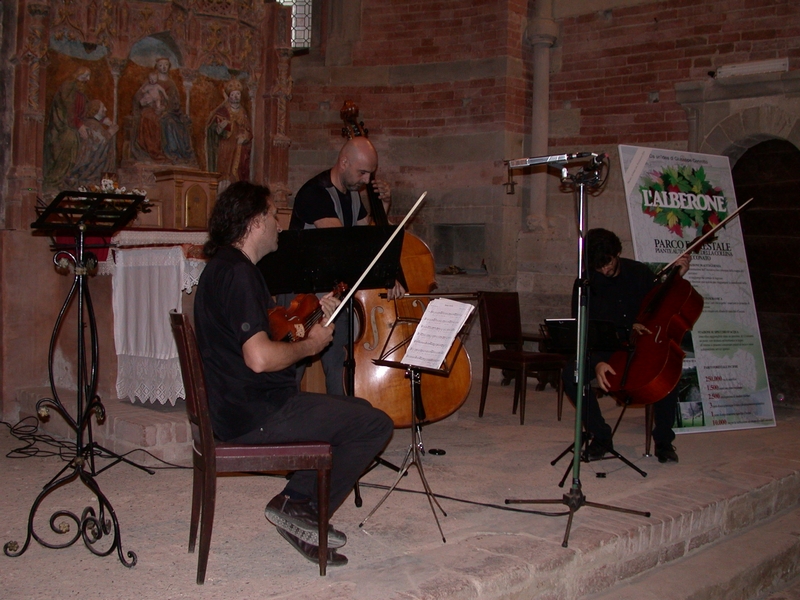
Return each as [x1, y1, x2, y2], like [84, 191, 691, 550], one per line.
[339, 101, 472, 427]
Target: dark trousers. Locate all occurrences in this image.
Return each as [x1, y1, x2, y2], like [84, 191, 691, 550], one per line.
[231, 393, 393, 513]
[561, 358, 677, 447]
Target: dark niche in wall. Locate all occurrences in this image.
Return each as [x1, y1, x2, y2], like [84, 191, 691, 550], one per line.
[433, 224, 487, 275]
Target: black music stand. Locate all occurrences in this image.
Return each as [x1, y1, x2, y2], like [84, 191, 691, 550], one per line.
[258, 225, 404, 395]
[543, 318, 647, 484]
[5, 191, 149, 567]
[357, 301, 473, 542]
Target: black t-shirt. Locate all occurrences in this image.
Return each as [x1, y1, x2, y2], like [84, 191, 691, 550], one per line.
[194, 246, 297, 441]
[571, 257, 656, 356]
[290, 169, 367, 229]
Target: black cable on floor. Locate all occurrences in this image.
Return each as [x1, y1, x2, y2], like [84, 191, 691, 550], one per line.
[1, 417, 189, 470]
[356, 481, 570, 517]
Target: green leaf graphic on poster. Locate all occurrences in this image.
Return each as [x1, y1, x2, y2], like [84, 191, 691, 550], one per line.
[639, 165, 728, 237]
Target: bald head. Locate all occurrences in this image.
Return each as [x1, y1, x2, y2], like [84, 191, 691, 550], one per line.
[333, 137, 379, 192]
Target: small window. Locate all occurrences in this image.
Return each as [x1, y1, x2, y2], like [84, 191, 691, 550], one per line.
[277, 0, 312, 49]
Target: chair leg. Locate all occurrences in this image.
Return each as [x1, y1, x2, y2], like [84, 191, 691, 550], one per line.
[316, 467, 330, 576]
[511, 369, 525, 415]
[196, 466, 216, 584]
[188, 461, 203, 553]
[645, 404, 654, 456]
[478, 364, 491, 417]
[518, 367, 529, 425]
[557, 371, 564, 422]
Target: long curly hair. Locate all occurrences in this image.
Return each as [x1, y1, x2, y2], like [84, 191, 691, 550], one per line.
[203, 181, 270, 257]
[587, 228, 622, 271]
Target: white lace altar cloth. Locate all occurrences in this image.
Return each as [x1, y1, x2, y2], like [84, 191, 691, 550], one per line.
[112, 246, 188, 405]
[97, 230, 209, 292]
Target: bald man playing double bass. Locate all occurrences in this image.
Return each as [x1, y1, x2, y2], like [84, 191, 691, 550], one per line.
[289, 137, 405, 395]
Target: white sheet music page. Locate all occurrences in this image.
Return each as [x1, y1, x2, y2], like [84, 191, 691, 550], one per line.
[402, 298, 474, 370]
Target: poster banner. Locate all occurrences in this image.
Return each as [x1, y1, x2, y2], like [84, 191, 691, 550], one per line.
[618, 145, 774, 433]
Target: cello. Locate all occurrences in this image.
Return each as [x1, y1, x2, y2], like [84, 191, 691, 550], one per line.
[603, 267, 703, 404]
[603, 198, 753, 403]
[339, 101, 472, 427]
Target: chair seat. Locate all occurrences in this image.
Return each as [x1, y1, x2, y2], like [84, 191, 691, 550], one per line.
[214, 441, 332, 471]
[486, 350, 566, 368]
[477, 291, 568, 425]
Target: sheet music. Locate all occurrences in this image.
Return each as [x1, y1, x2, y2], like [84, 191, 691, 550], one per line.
[402, 298, 474, 370]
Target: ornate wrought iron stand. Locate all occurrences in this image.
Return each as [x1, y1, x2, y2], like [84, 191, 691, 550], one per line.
[4, 191, 149, 567]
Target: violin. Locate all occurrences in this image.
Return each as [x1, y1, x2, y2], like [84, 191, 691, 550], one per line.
[268, 282, 347, 342]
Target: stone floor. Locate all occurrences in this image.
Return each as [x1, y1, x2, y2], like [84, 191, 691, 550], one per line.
[1, 378, 799, 599]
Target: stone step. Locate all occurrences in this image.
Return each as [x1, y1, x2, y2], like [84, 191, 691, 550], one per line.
[14, 387, 192, 467]
[586, 505, 800, 600]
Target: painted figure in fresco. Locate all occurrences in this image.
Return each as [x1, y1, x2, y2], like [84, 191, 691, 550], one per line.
[68, 100, 119, 187]
[154, 57, 195, 163]
[43, 66, 91, 190]
[132, 71, 168, 161]
[206, 78, 252, 191]
[131, 58, 194, 164]
[138, 71, 168, 113]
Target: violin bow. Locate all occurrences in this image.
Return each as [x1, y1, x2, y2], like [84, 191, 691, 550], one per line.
[323, 191, 428, 327]
[656, 197, 754, 277]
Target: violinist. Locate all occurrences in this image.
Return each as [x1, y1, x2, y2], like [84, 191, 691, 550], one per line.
[194, 181, 393, 567]
[561, 228, 691, 464]
[288, 136, 405, 395]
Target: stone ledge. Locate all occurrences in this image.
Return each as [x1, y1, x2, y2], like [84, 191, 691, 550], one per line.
[14, 387, 191, 468]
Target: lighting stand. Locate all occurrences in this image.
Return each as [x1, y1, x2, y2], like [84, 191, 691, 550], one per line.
[4, 191, 151, 567]
[503, 154, 651, 547]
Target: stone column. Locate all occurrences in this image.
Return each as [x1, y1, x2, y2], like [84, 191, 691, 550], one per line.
[7, 1, 50, 228]
[524, 3, 558, 231]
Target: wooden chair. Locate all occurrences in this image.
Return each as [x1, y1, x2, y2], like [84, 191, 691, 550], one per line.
[169, 312, 333, 583]
[477, 292, 568, 424]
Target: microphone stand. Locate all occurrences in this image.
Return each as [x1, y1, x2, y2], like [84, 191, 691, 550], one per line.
[503, 153, 651, 547]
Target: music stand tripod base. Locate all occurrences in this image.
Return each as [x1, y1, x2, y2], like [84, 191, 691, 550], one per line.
[551, 438, 647, 487]
[359, 368, 447, 543]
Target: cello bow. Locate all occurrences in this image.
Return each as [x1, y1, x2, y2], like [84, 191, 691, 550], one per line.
[656, 197, 753, 277]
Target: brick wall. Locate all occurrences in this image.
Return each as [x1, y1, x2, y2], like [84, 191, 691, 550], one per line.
[287, 0, 800, 326]
[549, 0, 800, 148]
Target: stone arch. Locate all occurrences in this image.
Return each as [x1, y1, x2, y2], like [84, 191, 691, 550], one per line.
[698, 103, 800, 165]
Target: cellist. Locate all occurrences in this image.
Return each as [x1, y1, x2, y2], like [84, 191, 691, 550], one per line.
[288, 136, 406, 395]
[561, 228, 691, 464]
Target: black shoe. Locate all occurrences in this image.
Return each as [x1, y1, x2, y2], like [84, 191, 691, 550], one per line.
[265, 494, 347, 549]
[587, 438, 613, 460]
[275, 526, 348, 567]
[655, 444, 679, 463]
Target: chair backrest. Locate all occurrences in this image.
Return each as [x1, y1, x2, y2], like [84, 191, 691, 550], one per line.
[477, 292, 523, 349]
[170, 311, 215, 464]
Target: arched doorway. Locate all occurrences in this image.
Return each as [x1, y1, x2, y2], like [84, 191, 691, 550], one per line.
[732, 139, 800, 402]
